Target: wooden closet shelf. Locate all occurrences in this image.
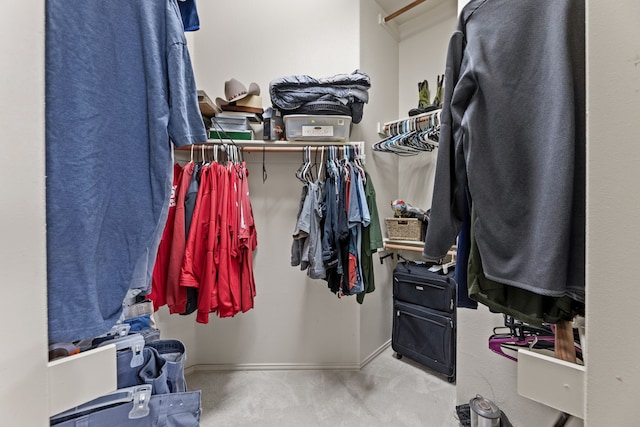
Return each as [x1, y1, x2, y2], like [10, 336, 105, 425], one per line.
[384, 238, 425, 253]
[383, 109, 442, 131]
[383, 239, 456, 259]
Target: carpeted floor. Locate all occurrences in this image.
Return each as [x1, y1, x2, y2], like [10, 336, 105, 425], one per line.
[186, 346, 459, 427]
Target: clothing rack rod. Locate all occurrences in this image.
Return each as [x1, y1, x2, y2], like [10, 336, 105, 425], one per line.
[384, 0, 426, 23]
[178, 142, 364, 154]
[383, 109, 442, 129]
[241, 146, 344, 153]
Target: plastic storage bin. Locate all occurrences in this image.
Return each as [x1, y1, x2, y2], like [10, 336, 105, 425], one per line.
[284, 115, 351, 142]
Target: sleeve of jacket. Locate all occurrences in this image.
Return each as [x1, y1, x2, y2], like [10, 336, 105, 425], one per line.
[423, 29, 469, 260]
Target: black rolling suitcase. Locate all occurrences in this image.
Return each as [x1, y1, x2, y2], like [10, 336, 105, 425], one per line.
[392, 261, 456, 382]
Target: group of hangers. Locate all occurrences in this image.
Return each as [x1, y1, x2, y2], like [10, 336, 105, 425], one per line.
[188, 142, 244, 165]
[295, 145, 366, 184]
[187, 142, 248, 182]
[488, 315, 583, 363]
[384, 109, 440, 135]
[372, 109, 441, 156]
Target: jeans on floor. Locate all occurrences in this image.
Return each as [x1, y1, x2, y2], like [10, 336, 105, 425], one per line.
[116, 345, 170, 395]
[146, 339, 187, 393]
[50, 386, 201, 427]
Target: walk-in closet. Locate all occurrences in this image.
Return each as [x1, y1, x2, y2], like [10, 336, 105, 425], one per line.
[2, 1, 639, 426]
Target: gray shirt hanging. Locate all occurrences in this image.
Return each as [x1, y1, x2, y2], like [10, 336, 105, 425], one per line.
[423, 0, 585, 303]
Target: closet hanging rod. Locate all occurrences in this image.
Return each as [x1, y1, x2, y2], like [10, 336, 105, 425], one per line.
[384, 0, 426, 23]
[384, 109, 442, 128]
[237, 146, 343, 153]
[178, 142, 364, 154]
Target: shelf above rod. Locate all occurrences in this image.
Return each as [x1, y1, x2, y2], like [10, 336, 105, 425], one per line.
[239, 146, 347, 153]
[383, 109, 442, 128]
[384, 242, 424, 253]
[383, 239, 457, 259]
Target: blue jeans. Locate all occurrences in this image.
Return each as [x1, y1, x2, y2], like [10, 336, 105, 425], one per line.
[146, 339, 187, 393]
[116, 346, 170, 395]
[50, 386, 201, 427]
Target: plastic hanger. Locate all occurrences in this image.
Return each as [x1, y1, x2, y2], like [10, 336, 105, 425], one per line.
[302, 146, 314, 182]
[317, 146, 325, 182]
[352, 145, 366, 184]
[97, 333, 145, 368]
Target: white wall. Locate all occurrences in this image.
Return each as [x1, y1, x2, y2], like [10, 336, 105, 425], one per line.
[398, 0, 457, 118]
[585, 0, 640, 424]
[157, 0, 371, 368]
[357, 0, 402, 361]
[397, 2, 457, 217]
[0, 2, 49, 424]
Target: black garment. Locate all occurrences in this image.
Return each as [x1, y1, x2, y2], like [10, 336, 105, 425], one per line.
[322, 165, 349, 294]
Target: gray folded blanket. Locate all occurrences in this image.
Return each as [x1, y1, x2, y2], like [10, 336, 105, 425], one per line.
[269, 70, 370, 123]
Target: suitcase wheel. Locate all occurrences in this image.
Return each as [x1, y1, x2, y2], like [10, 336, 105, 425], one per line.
[394, 352, 403, 360]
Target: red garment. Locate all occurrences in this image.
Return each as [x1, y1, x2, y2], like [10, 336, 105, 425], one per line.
[160, 160, 258, 321]
[165, 162, 194, 314]
[196, 165, 219, 323]
[227, 163, 242, 315]
[149, 163, 183, 310]
[238, 164, 257, 312]
[215, 164, 235, 318]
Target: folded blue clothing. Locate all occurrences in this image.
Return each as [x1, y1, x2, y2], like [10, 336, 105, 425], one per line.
[124, 314, 152, 332]
[178, 0, 200, 31]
